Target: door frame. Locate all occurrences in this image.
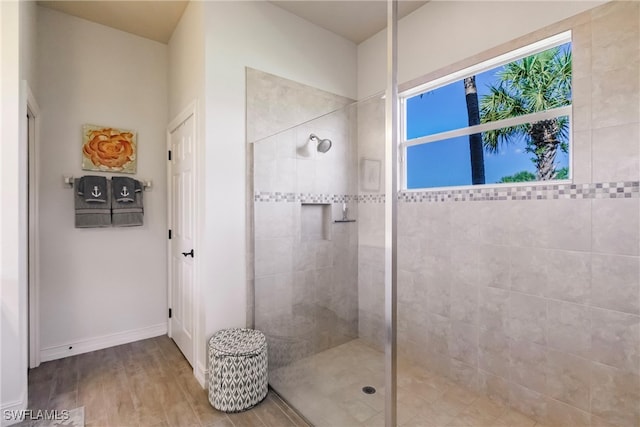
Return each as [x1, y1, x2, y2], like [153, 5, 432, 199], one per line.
[25, 82, 41, 369]
[166, 101, 199, 376]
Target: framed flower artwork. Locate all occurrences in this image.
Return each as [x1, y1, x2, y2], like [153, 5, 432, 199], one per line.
[82, 124, 137, 173]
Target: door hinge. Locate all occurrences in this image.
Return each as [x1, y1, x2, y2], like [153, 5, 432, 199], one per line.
[169, 308, 172, 318]
[168, 229, 172, 239]
[168, 150, 172, 161]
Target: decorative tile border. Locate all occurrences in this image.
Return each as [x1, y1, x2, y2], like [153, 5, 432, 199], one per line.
[358, 194, 386, 203]
[255, 182, 639, 204]
[254, 192, 297, 203]
[254, 192, 358, 203]
[398, 181, 640, 203]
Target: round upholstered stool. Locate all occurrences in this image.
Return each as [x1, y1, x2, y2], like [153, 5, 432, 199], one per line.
[208, 328, 268, 412]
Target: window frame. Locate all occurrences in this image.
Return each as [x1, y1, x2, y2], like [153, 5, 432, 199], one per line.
[399, 31, 573, 191]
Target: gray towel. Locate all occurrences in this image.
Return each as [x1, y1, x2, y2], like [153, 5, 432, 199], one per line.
[112, 180, 143, 227]
[77, 175, 108, 203]
[112, 176, 142, 203]
[74, 178, 111, 228]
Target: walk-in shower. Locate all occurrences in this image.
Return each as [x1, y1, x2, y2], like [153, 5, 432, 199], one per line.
[248, 2, 640, 426]
[251, 92, 385, 426]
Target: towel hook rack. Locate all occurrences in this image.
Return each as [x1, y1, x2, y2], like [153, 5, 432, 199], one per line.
[63, 175, 153, 191]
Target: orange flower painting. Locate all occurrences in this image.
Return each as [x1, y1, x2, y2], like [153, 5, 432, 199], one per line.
[82, 124, 137, 173]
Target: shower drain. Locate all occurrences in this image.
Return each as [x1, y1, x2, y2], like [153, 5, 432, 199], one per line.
[362, 386, 376, 395]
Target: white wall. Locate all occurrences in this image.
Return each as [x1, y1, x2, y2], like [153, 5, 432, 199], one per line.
[200, 0, 357, 372]
[36, 7, 168, 359]
[1, 0, 38, 422]
[167, 0, 206, 382]
[19, 1, 37, 94]
[168, 0, 203, 120]
[0, 1, 26, 422]
[357, 0, 605, 98]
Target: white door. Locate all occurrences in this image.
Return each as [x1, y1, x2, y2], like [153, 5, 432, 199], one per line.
[168, 112, 195, 366]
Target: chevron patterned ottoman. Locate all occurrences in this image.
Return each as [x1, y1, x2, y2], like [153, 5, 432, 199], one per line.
[208, 328, 268, 412]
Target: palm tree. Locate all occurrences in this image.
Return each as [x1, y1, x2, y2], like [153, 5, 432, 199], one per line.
[480, 46, 571, 180]
[464, 76, 485, 184]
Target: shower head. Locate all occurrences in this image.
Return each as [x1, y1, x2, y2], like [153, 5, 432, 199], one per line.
[309, 134, 332, 153]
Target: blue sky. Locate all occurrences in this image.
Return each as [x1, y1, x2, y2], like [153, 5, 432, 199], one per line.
[405, 42, 571, 189]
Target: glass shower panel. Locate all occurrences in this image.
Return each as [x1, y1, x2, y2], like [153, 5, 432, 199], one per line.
[253, 95, 386, 426]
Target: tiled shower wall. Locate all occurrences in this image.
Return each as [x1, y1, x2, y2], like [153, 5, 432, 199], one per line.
[251, 85, 361, 375]
[358, 2, 640, 426]
[357, 95, 387, 350]
[246, 68, 353, 327]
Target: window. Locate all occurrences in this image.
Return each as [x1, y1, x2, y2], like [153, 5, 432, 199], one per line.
[401, 32, 572, 190]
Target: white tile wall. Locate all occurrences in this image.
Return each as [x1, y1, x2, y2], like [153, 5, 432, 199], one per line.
[250, 71, 360, 387]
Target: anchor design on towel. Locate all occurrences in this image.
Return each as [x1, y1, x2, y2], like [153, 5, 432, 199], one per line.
[91, 186, 102, 198]
[120, 186, 130, 197]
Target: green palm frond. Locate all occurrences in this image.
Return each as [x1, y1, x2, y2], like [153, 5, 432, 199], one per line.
[479, 44, 572, 179]
[480, 46, 572, 149]
[483, 124, 528, 153]
[480, 84, 528, 153]
[490, 47, 572, 114]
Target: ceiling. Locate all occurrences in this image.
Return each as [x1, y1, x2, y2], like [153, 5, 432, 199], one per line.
[37, 1, 189, 44]
[271, 1, 428, 44]
[37, 0, 428, 45]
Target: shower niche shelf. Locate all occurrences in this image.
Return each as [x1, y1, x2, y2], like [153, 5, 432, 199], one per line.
[301, 203, 331, 241]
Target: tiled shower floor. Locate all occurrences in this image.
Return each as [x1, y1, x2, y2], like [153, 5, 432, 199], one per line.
[271, 339, 549, 427]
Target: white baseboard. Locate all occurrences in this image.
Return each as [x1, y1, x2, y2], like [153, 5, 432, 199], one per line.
[1, 391, 27, 426]
[40, 323, 167, 362]
[195, 362, 208, 389]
